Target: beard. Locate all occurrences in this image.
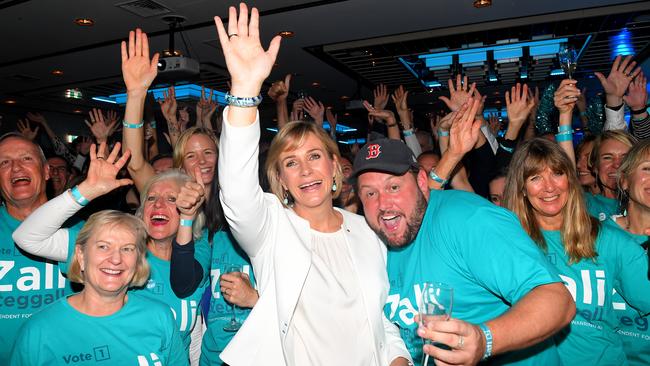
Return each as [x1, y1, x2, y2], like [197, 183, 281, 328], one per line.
[371, 188, 428, 248]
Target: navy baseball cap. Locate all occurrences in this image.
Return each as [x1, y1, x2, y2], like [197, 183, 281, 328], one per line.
[351, 138, 419, 179]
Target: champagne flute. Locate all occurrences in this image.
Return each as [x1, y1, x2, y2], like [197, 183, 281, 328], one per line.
[222, 263, 243, 332]
[558, 45, 578, 80]
[419, 282, 454, 366]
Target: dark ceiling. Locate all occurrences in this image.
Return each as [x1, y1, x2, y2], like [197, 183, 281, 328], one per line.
[1, 0, 649, 136]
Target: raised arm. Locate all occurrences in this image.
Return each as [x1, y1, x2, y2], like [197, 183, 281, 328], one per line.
[625, 72, 650, 139]
[12, 143, 132, 261]
[120, 28, 159, 191]
[596, 55, 641, 131]
[553, 79, 580, 166]
[363, 100, 400, 140]
[268, 74, 291, 128]
[392, 85, 421, 157]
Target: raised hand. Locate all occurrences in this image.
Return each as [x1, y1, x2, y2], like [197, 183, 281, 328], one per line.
[121, 28, 159, 96]
[268, 74, 291, 102]
[304, 97, 325, 126]
[595, 55, 641, 106]
[85, 108, 118, 143]
[159, 86, 178, 123]
[437, 111, 457, 134]
[26, 112, 47, 126]
[197, 86, 219, 128]
[363, 100, 396, 122]
[624, 72, 648, 112]
[178, 106, 190, 131]
[448, 99, 482, 158]
[505, 83, 535, 128]
[488, 114, 501, 135]
[214, 3, 281, 97]
[439, 74, 477, 112]
[176, 166, 206, 218]
[290, 98, 305, 121]
[391, 85, 409, 114]
[77, 142, 133, 201]
[554, 79, 580, 115]
[373, 84, 389, 111]
[17, 119, 39, 140]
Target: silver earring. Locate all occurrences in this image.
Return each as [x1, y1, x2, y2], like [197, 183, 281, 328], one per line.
[283, 190, 289, 205]
[332, 182, 337, 192]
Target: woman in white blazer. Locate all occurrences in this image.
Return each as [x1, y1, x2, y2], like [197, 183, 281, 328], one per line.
[213, 4, 411, 366]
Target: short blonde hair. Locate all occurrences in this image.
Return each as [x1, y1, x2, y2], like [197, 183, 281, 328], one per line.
[172, 127, 219, 169]
[503, 138, 599, 263]
[265, 121, 343, 207]
[589, 130, 637, 172]
[68, 210, 150, 287]
[618, 139, 650, 209]
[135, 170, 204, 240]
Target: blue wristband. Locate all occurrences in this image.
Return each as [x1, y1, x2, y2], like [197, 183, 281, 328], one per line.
[429, 170, 449, 187]
[403, 129, 414, 137]
[479, 323, 493, 360]
[70, 186, 89, 206]
[555, 133, 573, 142]
[225, 92, 263, 107]
[499, 143, 514, 154]
[437, 130, 450, 137]
[180, 219, 193, 227]
[558, 125, 572, 133]
[149, 120, 157, 129]
[122, 120, 144, 129]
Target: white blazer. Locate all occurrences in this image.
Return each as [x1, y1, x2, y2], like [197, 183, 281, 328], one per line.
[218, 110, 411, 366]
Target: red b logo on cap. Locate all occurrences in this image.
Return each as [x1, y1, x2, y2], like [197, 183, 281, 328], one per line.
[366, 144, 381, 159]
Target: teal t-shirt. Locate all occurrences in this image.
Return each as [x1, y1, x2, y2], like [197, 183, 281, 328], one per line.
[63, 228, 212, 353]
[543, 221, 650, 365]
[0, 205, 82, 364]
[200, 230, 255, 366]
[385, 190, 563, 365]
[10, 291, 189, 366]
[604, 218, 650, 366]
[584, 192, 619, 221]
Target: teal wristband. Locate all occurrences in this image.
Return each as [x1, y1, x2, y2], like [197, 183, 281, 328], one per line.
[555, 133, 573, 142]
[558, 125, 573, 133]
[122, 120, 144, 129]
[429, 170, 449, 187]
[149, 120, 157, 129]
[479, 323, 493, 360]
[499, 143, 514, 154]
[180, 219, 193, 227]
[403, 129, 414, 137]
[437, 130, 450, 137]
[70, 186, 89, 206]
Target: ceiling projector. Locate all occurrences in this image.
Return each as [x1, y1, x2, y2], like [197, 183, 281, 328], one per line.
[157, 56, 200, 78]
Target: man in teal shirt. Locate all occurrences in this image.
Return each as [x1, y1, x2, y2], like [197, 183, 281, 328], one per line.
[0, 133, 78, 363]
[352, 138, 576, 365]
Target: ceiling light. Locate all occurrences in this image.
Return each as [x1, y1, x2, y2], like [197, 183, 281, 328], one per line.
[278, 31, 294, 38]
[344, 112, 350, 116]
[74, 18, 94, 26]
[473, 0, 492, 8]
[340, 96, 350, 101]
[4, 100, 16, 104]
[73, 109, 83, 114]
[311, 82, 320, 87]
[51, 69, 64, 76]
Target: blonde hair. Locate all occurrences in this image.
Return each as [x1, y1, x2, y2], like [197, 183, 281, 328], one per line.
[589, 130, 637, 172]
[503, 138, 599, 263]
[135, 169, 204, 240]
[617, 139, 650, 209]
[172, 127, 219, 169]
[265, 121, 343, 207]
[68, 210, 150, 286]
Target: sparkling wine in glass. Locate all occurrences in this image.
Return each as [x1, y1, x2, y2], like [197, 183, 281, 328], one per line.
[419, 282, 453, 366]
[558, 45, 578, 80]
[222, 264, 243, 332]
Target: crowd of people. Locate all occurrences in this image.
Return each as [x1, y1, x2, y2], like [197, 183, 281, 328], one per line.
[1, 3, 649, 365]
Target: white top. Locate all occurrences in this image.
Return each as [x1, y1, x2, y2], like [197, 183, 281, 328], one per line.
[286, 228, 376, 366]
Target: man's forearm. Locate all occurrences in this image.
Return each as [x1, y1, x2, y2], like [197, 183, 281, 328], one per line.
[486, 282, 575, 355]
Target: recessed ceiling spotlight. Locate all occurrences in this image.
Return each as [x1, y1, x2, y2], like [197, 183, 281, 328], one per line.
[473, 0, 492, 8]
[340, 95, 350, 101]
[74, 18, 94, 26]
[278, 31, 294, 38]
[52, 69, 64, 76]
[4, 99, 16, 104]
[344, 112, 350, 116]
[311, 82, 320, 87]
[73, 109, 83, 114]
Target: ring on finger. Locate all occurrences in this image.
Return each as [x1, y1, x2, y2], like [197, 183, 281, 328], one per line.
[97, 156, 105, 160]
[456, 335, 464, 349]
